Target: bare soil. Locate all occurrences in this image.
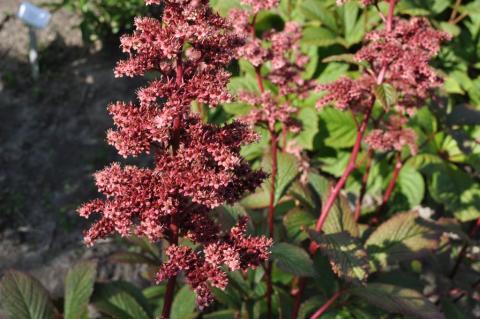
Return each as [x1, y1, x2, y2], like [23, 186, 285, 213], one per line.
[0, 0, 146, 296]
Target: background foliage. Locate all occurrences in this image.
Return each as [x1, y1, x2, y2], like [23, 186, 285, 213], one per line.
[1, 0, 479, 318]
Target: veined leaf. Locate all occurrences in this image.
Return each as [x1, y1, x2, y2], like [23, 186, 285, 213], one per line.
[299, 0, 337, 31]
[283, 208, 315, 242]
[310, 231, 369, 283]
[92, 282, 153, 319]
[350, 283, 444, 319]
[0, 270, 54, 319]
[171, 285, 196, 319]
[64, 261, 97, 319]
[308, 172, 359, 237]
[396, 164, 424, 208]
[319, 107, 357, 148]
[296, 107, 319, 150]
[302, 27, 342, 47]
[270, 243, 316, 277]
[365, 211, 440, 271]
[263, 152, 299, 205]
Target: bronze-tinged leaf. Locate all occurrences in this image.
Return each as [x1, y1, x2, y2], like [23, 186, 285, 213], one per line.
[350, 283, 444, 319]
[365, 211, 441, 271]
[309, 230, 369, 283]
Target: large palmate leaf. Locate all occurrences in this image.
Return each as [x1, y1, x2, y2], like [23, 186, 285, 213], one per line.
[64, 261, 97, 319]
[365, 211, 440, 271]
[0, 270, 54, 319]
[350, 283, 444, 319]
[92, 282, 152, 319]
[270, 243, 316, 277]
[310, 230, 369, 283]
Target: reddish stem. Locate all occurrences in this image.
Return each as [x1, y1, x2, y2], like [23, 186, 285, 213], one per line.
[354, 149, 374, 221]
[255, 65, 265, 93]
[315, 103, 374, 232]
[376, 152, 402, 215]
[162, 223, 179, 319]
[162, 52, 185, 318]
[291, 278, 306, 319]
[386, 0, 396, 32]
[310, 290, 343, 319]
[449, 217, 480, 278]
[266, 131, 278, 319]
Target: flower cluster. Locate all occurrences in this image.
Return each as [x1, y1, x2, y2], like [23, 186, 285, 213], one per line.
[157, 217, 272, 307]
[318, 17, 449, 115]
[356, 17, 451, 114]
[365, 115, 418, 154]
[78, 0, 270, 309]
[239, 91, 300, 133]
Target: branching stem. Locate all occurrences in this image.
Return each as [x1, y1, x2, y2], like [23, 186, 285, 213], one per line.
[310, 290, 344, 319]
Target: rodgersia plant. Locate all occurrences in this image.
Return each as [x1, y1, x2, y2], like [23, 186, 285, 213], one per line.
[77, 0, 271, 315]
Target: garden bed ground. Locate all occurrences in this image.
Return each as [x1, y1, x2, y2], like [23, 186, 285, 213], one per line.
[0, 0, 144, 296]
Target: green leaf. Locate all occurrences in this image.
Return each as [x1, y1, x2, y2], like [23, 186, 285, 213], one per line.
[296, 107, 319, 150]
[92, 282, 153, 319]
[109, 252, 158, 266]
[283, 208, 315, 242]
[263, 152, 299, 205]
[373, 84, 397, 111]
[64, 261, 97, 319]
[240, 188, 270, 209]
[426, 163, 480, 221]
[322, 193, 359, 237]
[309, 231, 369, 283]
[170, 285, 196, 319]
[319, 107, 357, 148]
[270, 243, 316, 277]
[299, 0, 337, 31]
[0, 270, 54, 319]
[302, 27, 341, 47]
[350, 283, 444, 319]
[396, 164, 425, 207]
[203, 310, 236, 319]
[365, 211, 440, 271]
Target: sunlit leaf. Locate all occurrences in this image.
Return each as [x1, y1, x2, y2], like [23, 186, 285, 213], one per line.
[365, 211, 440, 271]
[350, 283, 444, 319]
[310, 231, 369, 283]
[64, 261, 97, 319]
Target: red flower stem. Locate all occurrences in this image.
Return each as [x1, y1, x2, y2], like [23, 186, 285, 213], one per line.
[310, 290, 343, 319]
[162, 223, 179, 319]
[386, 0, 396, 33]
[255, 65, 265, 93]
[266, 129, 278, 319]
[291, 278, 306, 319]
[162, 51, 185, 319]
[315, 102, 374, 232]
[376, 152, 402, 215]
[354, 148, 374, 221]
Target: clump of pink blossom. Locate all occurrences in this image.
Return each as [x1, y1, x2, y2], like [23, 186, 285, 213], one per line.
[78, 0, 270, 309]
[365, 115, 418, 154]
